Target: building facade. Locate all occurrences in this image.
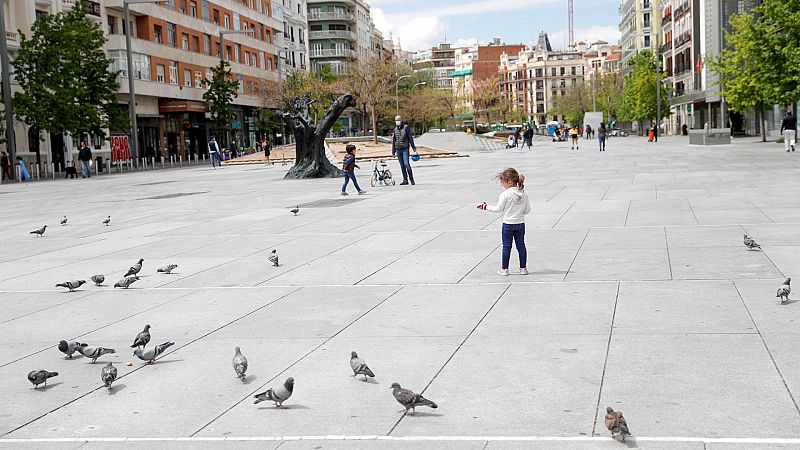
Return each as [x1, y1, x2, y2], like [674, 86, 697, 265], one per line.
[619, 0, 661, 67]
[306, 0, 372, 74]
[276, 0, 309, 76]
[412, 44, 457, 91]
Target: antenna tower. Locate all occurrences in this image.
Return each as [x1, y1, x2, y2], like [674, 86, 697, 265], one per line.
[568, 0, 574, 47]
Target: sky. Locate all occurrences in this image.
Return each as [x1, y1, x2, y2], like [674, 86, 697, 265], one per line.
[369, 0, 622, 52]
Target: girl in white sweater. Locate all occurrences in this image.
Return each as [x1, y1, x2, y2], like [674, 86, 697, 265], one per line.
[477, 168, 531, 276]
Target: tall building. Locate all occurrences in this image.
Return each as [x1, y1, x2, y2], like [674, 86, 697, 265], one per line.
[619, 0, 661, 67]
[498, 33, 585, 125]
[3, 0, 281, 169]
[579, 40, 623, 80]
[275, 0, 309, 75]
[412, 43, 457, 91]
[306, 0, 373, 73]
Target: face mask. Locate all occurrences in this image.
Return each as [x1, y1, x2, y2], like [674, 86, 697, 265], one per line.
[395, 121, 401, 126]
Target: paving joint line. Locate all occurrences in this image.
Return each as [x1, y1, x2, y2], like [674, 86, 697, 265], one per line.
[732, 281, 800, 416]
[189, 285, 406, 437]
[387, 283, 512, 436]
[343, 205, 416, 233]
[562, 228, 591, 282]
[591, 281, 621, 436]
[623, 200, 632, 226]
[456, 242, 502, 284]
[550, 201, 576, 228]
[740, 225, 786, 278]
[353, 231, 445, 285]
[664, 226, 674, 280]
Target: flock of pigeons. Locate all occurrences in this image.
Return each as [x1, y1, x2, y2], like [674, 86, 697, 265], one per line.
[744, 234, 792, 304]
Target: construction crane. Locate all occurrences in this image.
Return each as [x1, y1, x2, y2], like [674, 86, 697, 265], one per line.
[568, 0, 574, 48]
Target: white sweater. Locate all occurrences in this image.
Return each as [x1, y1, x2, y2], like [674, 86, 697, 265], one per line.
[486, 187, 531, 224]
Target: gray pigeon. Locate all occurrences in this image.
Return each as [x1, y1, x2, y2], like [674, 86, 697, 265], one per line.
[60, 216, 68, 226]
[268, 249, 279, 267]
[605, 407, 630, 443]
[114, 276, 140, 289]
[157, 264, 178, 274]
[102, 216, 111, 226]
[290, 206, 299, 216]
[75, 345, 116, 363]
[91, 274, 105, 286]
[133, 341, 174, 364]
[232, 347, 248, 382]
[28, 370, 58, 389]
[125, 259, 144, 277]
[57, 340, 87, 359]
[391, 383, 438, 414]
[744, 234, 761, 250]
[55, 280, 86, 292]
[253, 377, 294, 407]
[130, 324, 151, 349]
[778, 277, 792, 304]
[350, 351, 375, 380]
[30, 225, 47, 237]
[101, 362, 117, 389]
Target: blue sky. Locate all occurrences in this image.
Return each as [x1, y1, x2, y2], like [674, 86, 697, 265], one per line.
[370, 0, 622, 52]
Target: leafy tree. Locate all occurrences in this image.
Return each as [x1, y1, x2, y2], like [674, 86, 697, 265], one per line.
[552, 81, 593, 126]
[12, 0, 120, 140]
[280, 67, 337, 123]
[203, 60, 239, 143]
[340, 58, 396, 143]
[618, 51, 669, 134]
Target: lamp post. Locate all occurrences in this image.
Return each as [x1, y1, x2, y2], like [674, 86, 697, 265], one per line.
[412, 82, 427, 89]
[395, 74, 411, 114]
[124, 0, 162, 164]
[0, 0, 16, 170]
[219, 29, 255, 62]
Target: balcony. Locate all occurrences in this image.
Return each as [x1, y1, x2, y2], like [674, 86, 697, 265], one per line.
[6, 31, 19, 49]
[309, 30, 357, 42]
[308, 11, 356, 23]
[309, 48, 357, 59]
[63, 0, 102, 18]
[673, 31, 691, 49]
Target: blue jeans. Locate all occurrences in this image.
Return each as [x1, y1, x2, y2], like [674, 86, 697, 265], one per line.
[395, 148, 414, 182]
[342, 171, 362, 192]
[80, 160, 91, 177]
[210, 152, 221, 168]
[501, 223, 527, 270]
[599, 136, 606, 151]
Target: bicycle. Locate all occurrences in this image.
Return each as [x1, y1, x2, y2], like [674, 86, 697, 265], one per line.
[370, 160, 395, 187]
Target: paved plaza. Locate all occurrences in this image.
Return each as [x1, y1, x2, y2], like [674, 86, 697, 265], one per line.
[4, 134, 800, 449]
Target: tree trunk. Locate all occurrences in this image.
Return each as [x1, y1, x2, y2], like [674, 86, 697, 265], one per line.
[761, 108, 767, 143]
[371, 104, 378, 144]
[282, 94, 356, 179]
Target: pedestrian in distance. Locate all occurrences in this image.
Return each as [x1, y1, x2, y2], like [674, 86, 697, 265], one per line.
[781, 110, 797, 152]
[262, 137, 272, 165]
[523, 126, 534, 150]
[78, 140, 93, 178]
[598, 122, 607, 152]
[585, 125, 592, 140]
[0, 151, 11, 182]
[208, 136, 222, 169]
[391, 115, 417, 185]
[570, 125, 579, 150]
[476, 168, 531, 276]
[16, 157, 30, 181]
[341, 144, 365, 196]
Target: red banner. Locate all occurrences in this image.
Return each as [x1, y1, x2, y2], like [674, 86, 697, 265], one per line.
[111, 135, 131, 162]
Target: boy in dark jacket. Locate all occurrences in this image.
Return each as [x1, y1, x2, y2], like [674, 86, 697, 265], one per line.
[341, 144, 366, 196]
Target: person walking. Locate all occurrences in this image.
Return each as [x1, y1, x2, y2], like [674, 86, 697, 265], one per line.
[262, 137, 272, 165]
[78, 140, 92, 178]
[585, 125, 592, 140]
[476, 168, 531, 276]
[391, 115, 417, 185]
[523, 126, 534, 150]
[208, 136, 222, 168]
[1, 151, 11, 182]
[341, 144, 366, 196]
[570, 125, 579, 150]
[598, 122, 607, 152]
[781, 110, 797, 152]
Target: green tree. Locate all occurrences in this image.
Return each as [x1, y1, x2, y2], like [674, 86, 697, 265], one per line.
[12, 0, 120, 140]
[341, 58, 396, 143]
[203, 60, 239, 142]
[552, 81, 592, 126]
[255, 108, 282, 140]
[280, 67, 337, 122]
[618, 51, 669, 134]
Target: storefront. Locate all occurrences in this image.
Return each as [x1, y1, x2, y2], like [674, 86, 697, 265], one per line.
[158, 100, 209, 160]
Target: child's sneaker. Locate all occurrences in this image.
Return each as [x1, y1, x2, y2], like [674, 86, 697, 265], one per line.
[358, 190, 366, 195]
[341, 192, 348, 196]
[497, 269, 509, 276]
[519, 268, 529, 275]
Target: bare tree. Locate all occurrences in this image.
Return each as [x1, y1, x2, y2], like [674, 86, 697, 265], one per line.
[340, 58, 397, 143]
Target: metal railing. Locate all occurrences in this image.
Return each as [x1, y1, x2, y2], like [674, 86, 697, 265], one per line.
[308, 11, 356, 22]
[309, 30, 357, 41]
[309, 48, 357, 58]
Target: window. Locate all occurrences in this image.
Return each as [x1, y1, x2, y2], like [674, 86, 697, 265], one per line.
[192, 35, 200, 52]
[247, 80, 252, 94]
[644, 35, 651, 47]
[183, 69, 192, 87]
[233, 12, 240, 30]
[154, 25, 163, 43]
[571, 66, 576, 75]
[194, 71, 203, 88]
[244, 51, 250, 65]
[213, 9, 219, 25]
[179, 0, 186, 13]
[259, 52, 265, 69]
[166, 0, 175, 7]
[190, 1, 197, 16]
[560, 67, 565, 76]
[156, 64, 165, 83]
[235, 44, 241, 62]
[204, 34, 211, 55]
[169, 61, 178, 84]
[224, 14, 230, 28]
[202, 0, 209, 20]
[107, 16, 116, 35]
[167, 23, 176, 47]
[181, 33, 189, 50]
[551, 68, 556, 76]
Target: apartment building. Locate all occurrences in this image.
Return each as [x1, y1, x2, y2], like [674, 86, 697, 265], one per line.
[413, 43, 457, 91]
[619, 0, 661, 68]
[498, 32, 585, 125]
[307, 0, 373, 74]
[579, 40, 623, 80]
[275, 0, 309, 75]
[2, 0, 282, 167]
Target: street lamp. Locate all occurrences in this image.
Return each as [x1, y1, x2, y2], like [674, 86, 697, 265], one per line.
[124, 0, 162, 163]
[395, 74, 411, 114]
[412, 82, 427, 89]
[219, 29, 255, 62]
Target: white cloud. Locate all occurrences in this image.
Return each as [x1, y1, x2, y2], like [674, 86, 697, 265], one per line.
[372, 7, 480, 51]
[548, 25, 621, 50]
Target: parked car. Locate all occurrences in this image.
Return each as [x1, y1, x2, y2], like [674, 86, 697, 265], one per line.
[610, 128, 628, 137]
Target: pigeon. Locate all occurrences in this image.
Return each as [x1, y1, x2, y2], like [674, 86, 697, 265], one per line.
[57, 340, 87, 359]
[30, 225, 47, 237]
[778, 277, 792, 304]
[290, 206, 300, 216]
[390, 383, 438, 414]
[253, 377, 294, 407]
[114, 276, 140, 289]
[55, 280, 86, 292]
[90, 274, 105, 286]
[268, 249, 279, 267]
[743, 234, 761, 250]
[605, 406, 630, 443]
[232, 347, 248, 382]
[28, 370, 58, 389]
[101, 362, 118, 389]
[350, 351, 375, 380]
[133, 341, 174, 364]
[102, 216, 111, 226]
[157, 264, 178, 274]
[130, 324, 151, 349]
[125, 258, 144, 277]
[60, 216, 68, 226]
[75, 345, 116, 363]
